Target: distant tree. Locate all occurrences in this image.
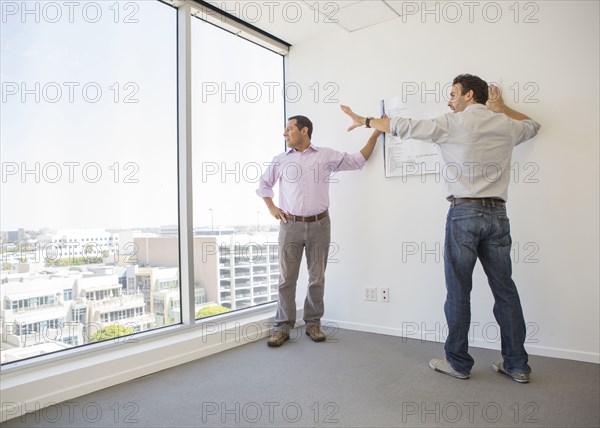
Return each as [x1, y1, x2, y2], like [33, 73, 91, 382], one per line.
[88, 324, 134, 343]
[196, 305, 230, 318]
[45, 256, 102, 267]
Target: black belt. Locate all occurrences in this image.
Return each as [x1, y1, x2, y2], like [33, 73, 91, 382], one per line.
[287, 210, 329, 222]
[451, 197, 505, 207]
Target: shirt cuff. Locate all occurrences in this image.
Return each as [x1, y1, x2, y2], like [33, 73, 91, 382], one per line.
[389, 115, 402, 137]
[256, 188, 274, 199]
[354, 151, 367, 168]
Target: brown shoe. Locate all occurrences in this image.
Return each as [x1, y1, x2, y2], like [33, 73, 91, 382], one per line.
[267, 331, 289, 347]
[305, 324, 326, 342]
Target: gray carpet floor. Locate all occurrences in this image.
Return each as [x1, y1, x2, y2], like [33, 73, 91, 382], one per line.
[4, 328, 599, 427]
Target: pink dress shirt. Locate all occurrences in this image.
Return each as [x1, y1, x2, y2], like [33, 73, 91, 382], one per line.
[257, 145, 366, 216]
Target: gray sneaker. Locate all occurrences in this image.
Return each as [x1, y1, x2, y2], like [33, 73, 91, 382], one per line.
[492, 361, 530, 383]
[429, 358, 470, 379]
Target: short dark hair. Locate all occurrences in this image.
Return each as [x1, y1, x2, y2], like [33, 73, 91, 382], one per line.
[453, 74, 488, 104]
[288, 115, 313, 139]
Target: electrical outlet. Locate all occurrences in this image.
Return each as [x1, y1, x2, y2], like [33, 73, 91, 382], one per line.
[380, 288, 390, 302]
[365, 287, 377, 301]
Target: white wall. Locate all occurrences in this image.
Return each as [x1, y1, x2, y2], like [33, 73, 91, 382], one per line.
[286, 1, 599, 363]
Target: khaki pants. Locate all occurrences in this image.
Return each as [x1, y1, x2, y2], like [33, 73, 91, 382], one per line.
[275, 215, 331, 332]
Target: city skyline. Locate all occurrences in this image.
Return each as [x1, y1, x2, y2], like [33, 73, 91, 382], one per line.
[1, 227, 281, 364]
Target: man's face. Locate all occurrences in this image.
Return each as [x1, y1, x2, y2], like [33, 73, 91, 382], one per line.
[448, 83, 471, 112]
[283, 119, 307, 150]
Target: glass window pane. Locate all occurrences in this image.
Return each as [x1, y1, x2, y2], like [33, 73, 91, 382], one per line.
[191, 18, 284, 318]
[0, 1, 178, 363]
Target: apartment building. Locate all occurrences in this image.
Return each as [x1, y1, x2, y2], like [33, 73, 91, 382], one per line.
[0, 269, 151, 363]
[133, 233, 280, 311]
[217, 240, 280, 310]
[1, 276, 82, 352]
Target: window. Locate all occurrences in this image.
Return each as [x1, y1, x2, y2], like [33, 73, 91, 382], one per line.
[71, 308, 86, 323]
[0, 0, 178, 363]
[191, 15, 285, 317]
[0, 0, 288, 366]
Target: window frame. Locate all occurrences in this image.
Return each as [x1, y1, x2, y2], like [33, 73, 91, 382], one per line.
[0, 0, 289, 374]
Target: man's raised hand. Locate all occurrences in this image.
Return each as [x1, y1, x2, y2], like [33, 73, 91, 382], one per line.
[340, 105, 365, 132]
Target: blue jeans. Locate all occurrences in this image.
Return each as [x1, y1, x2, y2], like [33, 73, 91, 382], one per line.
[443, 202, 531, 375]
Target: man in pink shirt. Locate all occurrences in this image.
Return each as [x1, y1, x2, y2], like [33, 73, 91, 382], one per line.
[257, 115, 380, 347]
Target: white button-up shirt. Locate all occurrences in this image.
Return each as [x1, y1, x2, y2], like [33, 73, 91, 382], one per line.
[390, 104, 541, 201]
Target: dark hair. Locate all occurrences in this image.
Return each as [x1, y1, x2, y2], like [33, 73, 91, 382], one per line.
[453, 74, 488, 104]
[288, 115, 313, 139]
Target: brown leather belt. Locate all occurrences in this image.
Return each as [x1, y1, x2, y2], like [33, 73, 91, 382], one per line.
[451, 197, 505, 207]
[287, 210, 329, 222]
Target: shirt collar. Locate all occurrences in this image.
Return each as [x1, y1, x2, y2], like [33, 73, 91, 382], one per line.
[286, 144, 318, 154]
[464, 103, 487, 112]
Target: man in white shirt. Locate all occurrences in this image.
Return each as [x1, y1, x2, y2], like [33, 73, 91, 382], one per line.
[342, 74, 540, 383]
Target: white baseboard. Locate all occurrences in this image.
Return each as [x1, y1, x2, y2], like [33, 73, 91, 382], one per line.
[323, 318, 600, 364]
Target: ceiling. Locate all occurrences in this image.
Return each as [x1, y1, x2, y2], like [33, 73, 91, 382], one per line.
[208, 1, 405, 45]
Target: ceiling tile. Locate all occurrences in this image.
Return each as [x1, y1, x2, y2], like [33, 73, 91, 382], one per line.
[203, 1, 400, 45]
[333, 0, 399, 32]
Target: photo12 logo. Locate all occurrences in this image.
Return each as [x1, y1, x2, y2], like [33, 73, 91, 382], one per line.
[1, 1, 140, 24]
[200, 401, 340, 424]
[401, 401, 540, 424]
[196, 1, 340, 25]
[2, 81, 140, 104]
[400, 241, 540, 264]
[200, 81, 340, 104]
[2, 161, 140, 184]
[2, 401, 140, 424]
[399, 80, 540, 104]
[397, 1, 540, 24]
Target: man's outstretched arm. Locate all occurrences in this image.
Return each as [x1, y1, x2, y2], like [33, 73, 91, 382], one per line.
[341, 105, 391, 133]
[360, 129, 383, 161]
